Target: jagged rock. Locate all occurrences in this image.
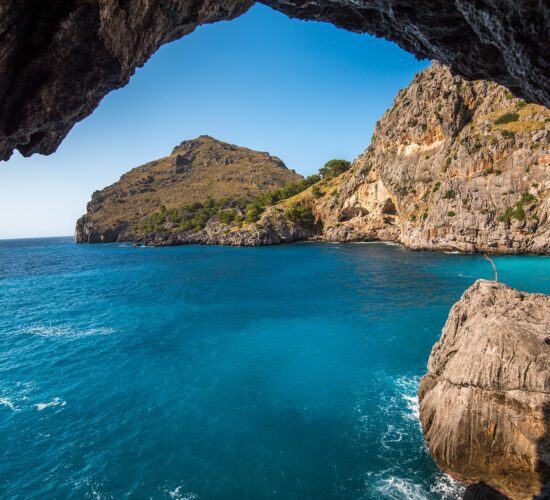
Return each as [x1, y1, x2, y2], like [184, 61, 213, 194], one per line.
[418, 280, 550, 499]
[296, 62, 550, 254]
[75, 135, 301, 243]
[0, 1, 548, 160]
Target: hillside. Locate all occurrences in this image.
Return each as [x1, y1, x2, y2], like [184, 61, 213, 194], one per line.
[75, 136, 302, 242]
[235, 62, 549, 253]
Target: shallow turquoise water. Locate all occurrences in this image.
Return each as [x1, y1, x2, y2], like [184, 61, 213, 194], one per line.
[0, 238, 548, 499]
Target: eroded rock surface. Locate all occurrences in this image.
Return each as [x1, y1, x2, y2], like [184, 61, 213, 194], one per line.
[1, 1, 549, 160]
[250, 62, 549, 253]
[314, 62, 550, 254]
[418, 280, 550, 499]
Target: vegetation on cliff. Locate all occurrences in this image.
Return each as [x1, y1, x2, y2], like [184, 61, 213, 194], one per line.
[75, 136, 303, 242]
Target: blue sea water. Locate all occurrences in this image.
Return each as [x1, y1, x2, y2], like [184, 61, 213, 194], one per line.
[0, 238, 549, 499]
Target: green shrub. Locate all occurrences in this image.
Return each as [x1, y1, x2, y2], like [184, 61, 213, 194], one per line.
[501, 130, 515, 139]
[421, 123, 427, 131]
[361, 164, 372, 176]
[433, 181, 441, 192]
[443, 189, 455, 200]
[319, 159, 351, 179]
[285, 203, 315, 228]
[447, 211, 456, 217]
[311, 185, 324, 198]
[244, 203, 263, 223]
[497, 192, 536, 223]
[494, 112, 519, 125]
[217, 209, 237, 225]
[520, 192, 536, 204]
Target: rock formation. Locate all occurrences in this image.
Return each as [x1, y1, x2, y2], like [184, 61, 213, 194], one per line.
[309, 62, 550, 254]
[77, 63, 550, 253]
[0, 1, 549, 161]
[221, 62, 549, 253]
[418, 280, 550, 499]
[75, 135, 302, 242]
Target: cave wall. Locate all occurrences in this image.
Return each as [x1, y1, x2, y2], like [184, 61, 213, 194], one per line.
[0, 0, 548, 161]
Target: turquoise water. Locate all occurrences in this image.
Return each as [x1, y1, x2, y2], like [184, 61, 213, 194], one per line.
[1, 238, 549, 499]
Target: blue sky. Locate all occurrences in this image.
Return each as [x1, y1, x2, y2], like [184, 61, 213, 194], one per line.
[0, 5, 428, 239]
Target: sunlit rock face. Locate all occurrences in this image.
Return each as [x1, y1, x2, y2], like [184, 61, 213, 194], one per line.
[0, 0, 548, 161]
[305, 62, 550, 254]
[418, 280, 550, 499]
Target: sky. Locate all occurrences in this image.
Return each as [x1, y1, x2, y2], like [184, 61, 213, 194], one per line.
[0, 4, 429, 239]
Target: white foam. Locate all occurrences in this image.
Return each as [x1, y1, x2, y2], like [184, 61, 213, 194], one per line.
[375, 476, 428, 500]
[430, 473, 466, 498]
[24, 325, 115, 339]
[168, 486, 199, 500]
[0, 397, 18, 411]
[402, 395, 420, 421]
[373, 473, 464, 500]
[35, 397, 66, 411]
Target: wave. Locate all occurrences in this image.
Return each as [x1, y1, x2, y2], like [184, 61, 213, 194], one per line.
[375, 476, 430, 499]
[167, 486, 199, 500]
[373, 474, 464, 499]
[394, 375, 421, 423]
[0, 397, 18, 411]
[23, 325, 115, 339]
[35, 397, 66, 411]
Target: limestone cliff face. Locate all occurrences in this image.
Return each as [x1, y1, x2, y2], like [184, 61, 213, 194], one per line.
[1, 1, 548, 160]
[308, 62, 550, 254]
[418, 280, 550, 499]
[75, 136, 302, 243]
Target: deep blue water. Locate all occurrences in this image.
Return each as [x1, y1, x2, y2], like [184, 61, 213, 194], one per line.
[1, 238, 549, 499]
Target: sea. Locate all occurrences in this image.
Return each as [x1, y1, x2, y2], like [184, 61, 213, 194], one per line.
[1, 237, 549, 499]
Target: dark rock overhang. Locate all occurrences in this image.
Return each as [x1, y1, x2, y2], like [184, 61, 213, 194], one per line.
[0, 0, 548, 161]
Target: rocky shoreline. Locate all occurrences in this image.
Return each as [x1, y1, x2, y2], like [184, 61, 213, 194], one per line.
[77, 64, 550, 255]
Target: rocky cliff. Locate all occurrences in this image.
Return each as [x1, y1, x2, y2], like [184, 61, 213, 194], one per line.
[79, 63, 549, 253]
[1, 1, 548, 160]
[418, 280, 550, 499]
[75, 136, 302, 242]
[245, 62, 549, 254]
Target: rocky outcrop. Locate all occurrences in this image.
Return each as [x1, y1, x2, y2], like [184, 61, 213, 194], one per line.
[418, 280, 550, 499]
[141, 212, 313, 246]
[0, 1, 548, 160]
[75, 135, 302, 243]
[294, 62, 550, 254]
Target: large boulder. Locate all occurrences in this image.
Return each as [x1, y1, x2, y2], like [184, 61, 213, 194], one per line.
[419, 280, 550, 499]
